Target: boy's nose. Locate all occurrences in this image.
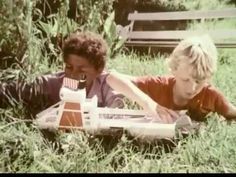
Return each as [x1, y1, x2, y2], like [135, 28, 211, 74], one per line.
[71, 72, 86, 80]
[70, 68, 81, 77]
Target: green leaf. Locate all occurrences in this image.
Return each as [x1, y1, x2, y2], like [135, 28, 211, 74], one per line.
[104, 11, 115, 39]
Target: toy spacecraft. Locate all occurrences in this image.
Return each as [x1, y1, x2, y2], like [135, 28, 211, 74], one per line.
[35, 77, 194, 140]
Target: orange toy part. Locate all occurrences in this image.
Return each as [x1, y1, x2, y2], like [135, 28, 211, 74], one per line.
[59, 102, 83, 130]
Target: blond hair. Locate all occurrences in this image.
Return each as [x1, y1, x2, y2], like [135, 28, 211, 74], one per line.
[167, 35, 218, 80]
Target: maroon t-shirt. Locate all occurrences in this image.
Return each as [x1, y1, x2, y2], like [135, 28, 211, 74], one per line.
[135, 75, 230, 121]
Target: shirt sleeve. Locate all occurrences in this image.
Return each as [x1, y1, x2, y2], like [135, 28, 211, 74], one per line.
[0, 75, 56, 115]
[133, 76, 151, 94]
[213, 89, 231, 118]
[101, 78, 125, 108]
[201, 86, 231, 118]
[104, 88, 125, 108]
[133, 75, 165, 103]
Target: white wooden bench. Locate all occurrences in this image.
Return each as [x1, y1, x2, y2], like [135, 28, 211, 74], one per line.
[118, 8, 236, 48]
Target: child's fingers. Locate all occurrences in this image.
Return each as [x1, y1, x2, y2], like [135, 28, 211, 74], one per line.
[156, 110, 177, 123]
[166, 109, 179, 121]
[154, 105, 188, 123]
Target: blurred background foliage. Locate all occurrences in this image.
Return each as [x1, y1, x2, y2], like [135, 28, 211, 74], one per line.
[1, 0, 235, 74]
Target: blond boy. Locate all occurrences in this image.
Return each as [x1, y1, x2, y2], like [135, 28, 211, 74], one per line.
[107, 35, 236, 123]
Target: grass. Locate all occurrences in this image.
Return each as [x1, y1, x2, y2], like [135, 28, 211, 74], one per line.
[1, 49, 236, 172]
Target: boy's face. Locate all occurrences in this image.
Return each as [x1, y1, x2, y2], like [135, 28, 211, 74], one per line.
[64, 54, 103, 87]
[172, 62, 210, 100]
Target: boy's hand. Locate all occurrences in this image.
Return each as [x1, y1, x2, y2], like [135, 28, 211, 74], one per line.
[154, 104, 180, 123]
[144, 101, 180, 123]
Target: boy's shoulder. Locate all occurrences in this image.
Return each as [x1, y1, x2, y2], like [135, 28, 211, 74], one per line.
[136, 75, 175, 85]
[35, 71, 65, 87]
[203, 84, 219, 92]
[41, 71, 65, 78]
[200, 84, 225, 99]
[95, 71, 109, 84]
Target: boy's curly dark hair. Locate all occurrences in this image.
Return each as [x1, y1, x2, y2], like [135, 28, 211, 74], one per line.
[62, 31, 108, 70]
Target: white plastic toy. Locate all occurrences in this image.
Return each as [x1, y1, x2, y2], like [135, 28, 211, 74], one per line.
[35, 77, 193, 140]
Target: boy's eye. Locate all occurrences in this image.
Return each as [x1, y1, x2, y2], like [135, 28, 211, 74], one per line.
[195, 80, 200, 84]
[195, 80, 205, 84]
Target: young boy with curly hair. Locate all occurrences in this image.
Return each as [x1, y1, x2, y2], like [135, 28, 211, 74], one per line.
[0, 31, 124, 116]
[107, 35, 236, 123]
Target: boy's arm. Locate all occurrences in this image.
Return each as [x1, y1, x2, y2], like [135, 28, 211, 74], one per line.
[107, 70, 156, 113]
[106, 70, 179, 123]
[225, 103, 236, 120]
[102, 83, 125, 109]
[0, 77, 51, 115]
[213, 88, 236, 120]
[0, 82, 20, 108]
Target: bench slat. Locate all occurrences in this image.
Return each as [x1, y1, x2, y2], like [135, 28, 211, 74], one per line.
[125, 41, 236, 48]
[127, 30, 236, 40]
[128, 8, 236, 21]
